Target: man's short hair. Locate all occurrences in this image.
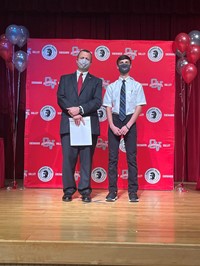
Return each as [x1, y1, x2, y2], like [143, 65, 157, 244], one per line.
[77, 49, 92, 62]
[117, 55, 131, 65]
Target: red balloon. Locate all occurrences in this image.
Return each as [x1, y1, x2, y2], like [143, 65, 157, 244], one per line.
[181, 63, 197, 84]
[186, 44, 200, 64]
[172, 41, 185, 57]
[0, 35, 13, 61]
[172, 41, 177, 53]
[175, 32, 190, 53]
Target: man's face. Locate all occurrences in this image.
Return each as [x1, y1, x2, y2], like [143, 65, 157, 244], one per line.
[78, 51, 92, 63]
[77, 51, 92, 71]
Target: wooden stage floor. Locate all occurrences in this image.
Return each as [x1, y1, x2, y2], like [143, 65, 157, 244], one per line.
[0, 182, 200, 266]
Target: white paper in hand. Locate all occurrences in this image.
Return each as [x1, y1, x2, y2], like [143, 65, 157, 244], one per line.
[69, 116, 92, 146]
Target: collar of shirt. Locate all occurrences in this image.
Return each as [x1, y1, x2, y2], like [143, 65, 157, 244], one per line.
[77, 70, 88, 82]
[118, 76, 132, 83]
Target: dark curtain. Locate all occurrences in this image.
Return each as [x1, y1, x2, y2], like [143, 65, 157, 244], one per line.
[1, 0, 200, 184]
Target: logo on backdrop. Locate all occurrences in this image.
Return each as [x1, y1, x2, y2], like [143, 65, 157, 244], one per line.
[101, 78, 110, 89]
[26, 109, 39, 118]
[119, 138, 126, 153]
[148, 139, 162, 151]
[74, 171, 80, 181]
[146, 107, 162, 123]
[145, 168, 161, 184]
[124, 48, 137, 60]
[24, 170, 28, 178]
[97, 106, 107, 122]
[42, 45, 57, 60]
[120, 169, 128, 179]
[95, 46, 110, 61]
[26, 109, 30, 119]
[148, 46, 163, 62]
[91, 167, 107, 183]
[43, 77, 57, 89]
[96, 138, 108, 150]
[38, 166, 54, 182]
[41, 137, 55, 150]
[71, 46, 81, 56]
[149, 78, 164, 91]
[40, 105, 56, 121]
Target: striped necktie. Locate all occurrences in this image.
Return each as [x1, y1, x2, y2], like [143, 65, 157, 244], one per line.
[119, 80, 126, 121]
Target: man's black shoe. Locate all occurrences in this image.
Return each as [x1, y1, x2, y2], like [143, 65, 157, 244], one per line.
[106, 191, 118, 202]
[62, 194, 72, 202]
[129, 193, 139, 202]
[82, 195, 91, 203]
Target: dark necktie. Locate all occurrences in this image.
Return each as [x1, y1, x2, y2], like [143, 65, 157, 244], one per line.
[77, 73, 83, 95]
[119, 80, 126, 121]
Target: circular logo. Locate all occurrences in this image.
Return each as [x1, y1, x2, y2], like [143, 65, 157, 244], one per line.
[91, 167, 107, 183]
[38, 166, 54, 182]
[95, 46, 110, 61]
[146, 107, 162, 123]
[145, 168, 161, 184]
[40, 105, 56, 121]
[119, 138, 126, 153]
[148, 46, 163, 62]
[97, 106, 107, 122]
[42, 45, 57, 60]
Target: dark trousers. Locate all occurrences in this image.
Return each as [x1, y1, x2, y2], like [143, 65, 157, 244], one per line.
[61, 133, 98, 196]
[108, 114, 138, 194]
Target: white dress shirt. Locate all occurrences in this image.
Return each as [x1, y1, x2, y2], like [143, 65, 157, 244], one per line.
[103, 76, 146, 115]
[77, 70, 88, 82]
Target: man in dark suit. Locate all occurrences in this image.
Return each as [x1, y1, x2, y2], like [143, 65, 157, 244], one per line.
[57, 49, 102, 203]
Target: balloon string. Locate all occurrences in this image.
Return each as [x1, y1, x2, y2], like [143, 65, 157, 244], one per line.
[13, 71, 21, 184]
[180, 77, 186, 184]
[10, 45, 17, 184]
[16, 71, 21, 134]
[12, 45, 15, 131]
[6, 66, 13, 121]
[185, 83, 192, 130]
[180, 80, 192, 184]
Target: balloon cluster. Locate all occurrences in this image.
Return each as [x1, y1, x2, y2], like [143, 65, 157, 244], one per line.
[0, 24, 29, 72]
[173, 30, 200, 84]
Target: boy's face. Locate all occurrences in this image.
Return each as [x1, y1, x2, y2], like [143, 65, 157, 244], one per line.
[118, 59, 131, 66]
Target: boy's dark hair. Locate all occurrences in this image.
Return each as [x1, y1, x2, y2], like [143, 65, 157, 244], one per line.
[116, 55, 131, 65]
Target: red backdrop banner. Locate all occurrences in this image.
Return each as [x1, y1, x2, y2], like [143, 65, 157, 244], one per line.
[24, 39, 175, 190]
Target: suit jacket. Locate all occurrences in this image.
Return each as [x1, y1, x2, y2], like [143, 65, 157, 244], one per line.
[57, 71, 102, 135]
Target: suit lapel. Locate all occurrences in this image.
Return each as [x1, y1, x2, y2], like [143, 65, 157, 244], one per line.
[80, 73, 92, 95]
[71, 72, 77, 93]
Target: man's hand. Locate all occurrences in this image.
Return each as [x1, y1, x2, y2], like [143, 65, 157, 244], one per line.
[73, 114, 85, 126]
[67, 107, 79, 117]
